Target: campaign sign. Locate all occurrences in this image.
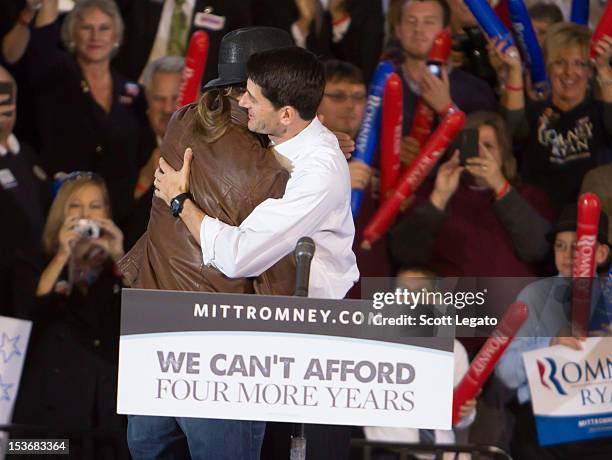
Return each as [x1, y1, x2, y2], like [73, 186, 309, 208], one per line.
[0, 315, 32, 457]
[523, 338, 612, 446]
[118, 289, 454, 429]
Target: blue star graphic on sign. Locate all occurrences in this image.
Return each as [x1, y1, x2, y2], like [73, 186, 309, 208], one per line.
[0, 333, 21, 364]
[0, 374, 13, 402]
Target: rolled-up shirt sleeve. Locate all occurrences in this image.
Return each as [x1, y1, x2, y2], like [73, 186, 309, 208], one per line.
[199, 164, 343, 279]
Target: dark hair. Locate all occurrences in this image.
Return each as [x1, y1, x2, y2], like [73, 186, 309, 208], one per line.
[246, 47, 325, 120]
[463, 111, 520, 186]
[399, 0, 451, 28]
[528, 2, 563, 24]
[323, 59, 365, 85]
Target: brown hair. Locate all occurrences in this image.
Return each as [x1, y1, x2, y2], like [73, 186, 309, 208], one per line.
[463, 111, 520, 186]
[323, 59, 365, 85]
[544, 22, 591, 69]
[398, 0, 451, 27]
[195, 86, 245, 143]
[42, 177, 111, 256]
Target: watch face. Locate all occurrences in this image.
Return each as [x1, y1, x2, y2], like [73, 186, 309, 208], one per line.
[171, 198, 180, 216]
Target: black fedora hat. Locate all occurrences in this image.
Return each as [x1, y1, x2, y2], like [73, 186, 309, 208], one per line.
[546, 203, 610, 246]
[203, 27, 294, 91]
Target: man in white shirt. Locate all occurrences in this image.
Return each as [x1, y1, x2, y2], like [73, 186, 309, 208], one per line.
[155, 46, 359, 300]
[154, 45, 359, 460]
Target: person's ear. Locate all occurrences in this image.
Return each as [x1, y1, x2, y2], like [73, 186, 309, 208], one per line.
[279, 106, 294, 126]
[595, 243, 610, 267]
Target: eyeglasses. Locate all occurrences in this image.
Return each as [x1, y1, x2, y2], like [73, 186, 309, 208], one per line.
[550, 58, 590, 71]
[324, 92, 367, 104]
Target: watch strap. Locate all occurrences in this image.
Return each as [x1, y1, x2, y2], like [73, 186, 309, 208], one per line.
[171, 192, 192, 217]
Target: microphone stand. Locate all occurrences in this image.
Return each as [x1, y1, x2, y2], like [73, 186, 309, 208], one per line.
[290, 237, 315, 460]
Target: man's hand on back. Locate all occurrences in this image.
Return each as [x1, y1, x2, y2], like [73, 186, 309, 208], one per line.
[154, 148, 193, 206]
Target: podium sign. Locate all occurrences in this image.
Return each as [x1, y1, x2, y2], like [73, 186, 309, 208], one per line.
[523, 338, 612, 445]
[118, 289, 454, 429]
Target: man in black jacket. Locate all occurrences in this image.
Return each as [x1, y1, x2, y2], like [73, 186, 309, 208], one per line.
[113, 0, 253, 85]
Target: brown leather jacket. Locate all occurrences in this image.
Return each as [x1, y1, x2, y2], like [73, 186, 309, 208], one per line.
[118, 100, 296, 295]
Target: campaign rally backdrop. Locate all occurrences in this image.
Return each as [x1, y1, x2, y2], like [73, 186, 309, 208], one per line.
[118, 289, 455, 429]
[523, 337, 612, 446]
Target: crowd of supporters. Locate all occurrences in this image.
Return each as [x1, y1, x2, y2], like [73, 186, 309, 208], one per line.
[0, 0, 610, 459]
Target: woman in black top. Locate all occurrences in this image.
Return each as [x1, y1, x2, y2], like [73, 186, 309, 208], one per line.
[27, 0, 155, 226]
[493, 22, 612, 214]
[13, 172, 129, 458]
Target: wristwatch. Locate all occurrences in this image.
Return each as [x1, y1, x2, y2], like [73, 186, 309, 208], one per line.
[170, 192, 192, 217]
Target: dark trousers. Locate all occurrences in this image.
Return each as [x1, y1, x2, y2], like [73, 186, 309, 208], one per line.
[510, 402, 612, 460]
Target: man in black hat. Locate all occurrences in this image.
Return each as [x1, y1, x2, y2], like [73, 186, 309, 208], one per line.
[120, 26, 298, 460]
[495, 203, 611, 460]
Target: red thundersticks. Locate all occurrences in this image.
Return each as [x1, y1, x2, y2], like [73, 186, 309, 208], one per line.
[452, 301, 529, 425]
[407, 29, 453, 148]
[590, 1, 612, 59]
[572, 193, 601, 336]
[429, 28, 453, 62]
[362, 110, 465, 248]
[380, 73, 403, 202]
[176, 31, 209, 109]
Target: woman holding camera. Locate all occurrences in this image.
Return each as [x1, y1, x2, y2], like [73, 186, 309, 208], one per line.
[14, 173, 129, 458]
[36, 173, 124, 296]
[389, 111, 553, 277]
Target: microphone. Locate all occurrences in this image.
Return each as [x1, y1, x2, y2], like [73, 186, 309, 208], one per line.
[294, 237, 316, 297]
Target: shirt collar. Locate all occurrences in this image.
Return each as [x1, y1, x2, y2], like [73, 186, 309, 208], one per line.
[272, 117, 324, 163]
[0, 134, 20, 157]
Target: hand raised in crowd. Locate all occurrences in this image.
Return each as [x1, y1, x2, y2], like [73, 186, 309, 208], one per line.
[154, 148, 192, 206]
[465, 142, 506, 192]
[593, 35, 612, 80]
[349, 160, 371, 190]
[57, 215, 82, 258]
[489, 38, 524, 108]
[457, 397, 477, 421]
[420, 66, 452, 115]
[334, 131, 355, 160]
[489, 38, 522, 74]
[400, 135, 420, 166]
[430, 150, 463, 211]
[92, 218, 125, 262]
[294, 0, 316, 35]
[318, 114, 355, 159]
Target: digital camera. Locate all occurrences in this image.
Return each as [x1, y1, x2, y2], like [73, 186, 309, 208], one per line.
[74, 219, 100, 239]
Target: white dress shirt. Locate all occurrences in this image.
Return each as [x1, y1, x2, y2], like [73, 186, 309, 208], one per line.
[364, 340, 476, 455]
[0, 134, 20, 156]
[199, 117, 359, 299]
